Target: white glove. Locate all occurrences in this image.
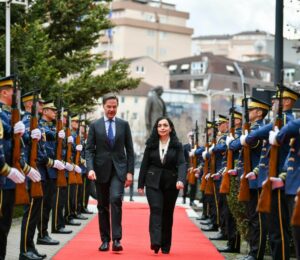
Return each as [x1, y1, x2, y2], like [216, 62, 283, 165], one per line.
[14, 121, 25, 136]
[53, 160, 65, 170]
[65, 162, 74, 171]
[211, 173, 221, 180]
[269, 126, 279, 146]
[76, 144, 83, 151]
[208, 144, 215, 154]
[74, 165, 82, 174]
[58, 130, 65, 139]
[27, 167, 41, 182]
[67, 136, 74, 143]
[226, 134, 234, 146]
[189, 148, 196, 157]
[202, 150, 207, 160]
[7, 168, 25, 183]
[270, 177, 284, 189]
[228, 169, 238, 176]
[205, 173, 211, 180]
[240, 130, 248, 146]
[246, 172, 256, 180]
[31, 128, 42, 140]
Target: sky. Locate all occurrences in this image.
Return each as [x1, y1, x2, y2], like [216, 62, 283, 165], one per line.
[164, 0, 300, 39]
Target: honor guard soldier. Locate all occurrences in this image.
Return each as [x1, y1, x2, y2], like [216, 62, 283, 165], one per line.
[19, 91, 47, 260]
[269, 118, 300, 259]
[245, 87, 299, 260]
[0, 76, 40, 260]
[217, 110, 243, 253]
[71, 115, 88, 219]
[37, 100, 67, 245]
[234, 98, 270, 260]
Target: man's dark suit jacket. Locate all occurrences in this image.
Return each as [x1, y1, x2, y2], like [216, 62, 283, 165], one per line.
[86, 117, 134, 183]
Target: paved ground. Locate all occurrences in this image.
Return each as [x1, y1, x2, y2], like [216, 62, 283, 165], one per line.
[6, 192, 296, 260]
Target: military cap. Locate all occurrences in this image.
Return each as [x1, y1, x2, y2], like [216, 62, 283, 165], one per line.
[43, 100, 57, 110]
[21, 91, 43, 103]
[206, 120, 213, 128]
[234, 111, 242, 120]
[272, 86, 300, 101]
[71, 114, 79, 121]
[218, 114, 229, 124]
[248, 97, 270, 111]
[0, 75, 14, 88]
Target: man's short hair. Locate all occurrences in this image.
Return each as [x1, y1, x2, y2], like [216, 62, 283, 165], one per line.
[102, 93, 119, 105]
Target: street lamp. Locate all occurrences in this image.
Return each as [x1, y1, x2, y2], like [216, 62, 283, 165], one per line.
[1, 0, 28, 76]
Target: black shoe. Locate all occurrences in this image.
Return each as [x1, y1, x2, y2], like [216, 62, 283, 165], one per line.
[36, 235, 59, 245]
[217, 246, 240, 253]
[201, 224, 218, 232]
[112, 240, 123, 251]
[81, 208, 93, 214]
[65, 219, 81, 226]
[31, 248, 47, 259]
[200, 219, 212, 225]
[196, 215, 208, 221]
[99, 242, 110, 251]
[150, 244, 160, 254]
[129, 197, 134, 201]
[19, 251, 43, 260]
[182, 198, 186, 204]
[209, 232, 227, 240]
[52, 227, 73, 234]
[161, 248, 170, 254]
[74, 214, 88, 220]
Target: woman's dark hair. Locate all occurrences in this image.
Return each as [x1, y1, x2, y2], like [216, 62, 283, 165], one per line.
[146, 116, 180, 148]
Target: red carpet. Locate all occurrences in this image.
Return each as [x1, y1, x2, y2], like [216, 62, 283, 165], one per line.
[53, 202, 224, 259]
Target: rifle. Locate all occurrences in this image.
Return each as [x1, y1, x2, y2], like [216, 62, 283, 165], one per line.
[56, 98, 67, 187]
[291, 188, 300, 226]
[75, 115, 83, 185]
[66, 112, 77, 185]
[12, 63, 30, 205]
[200, 119, 210, 191]
[257, 73, 284, 213]
[220, 95, 235, 194]
[29, 86, 43, 198]
[238, 83, 251, 202]
[187, 121, 199, 185]
[205, 111, 216, 195]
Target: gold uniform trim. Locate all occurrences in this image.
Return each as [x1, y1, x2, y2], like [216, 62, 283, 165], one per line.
[24, 199, 34, 252]
[47, 158, 54, 168]
[282, 91, 298, 101]
[249, 101, 269, 111]
[23, 164, 31, 175]
[0, 79, 13, 87]
[0, 164, 11, 176]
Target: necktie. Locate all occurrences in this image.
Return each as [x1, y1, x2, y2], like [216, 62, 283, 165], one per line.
[107, 119, 114, 147]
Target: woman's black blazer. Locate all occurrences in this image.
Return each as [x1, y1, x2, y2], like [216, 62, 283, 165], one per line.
[138, 140, 186, 190]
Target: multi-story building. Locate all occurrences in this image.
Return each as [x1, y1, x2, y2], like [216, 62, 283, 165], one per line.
[98, 0, 193, 62]
[192, 30, 300, 64]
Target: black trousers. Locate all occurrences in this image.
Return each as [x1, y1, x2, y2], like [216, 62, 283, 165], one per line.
[20, 196, 42, 253]
[267, 189, 290, 260]
[226, 195, 240, 250]
[201, 192, 209, 217]
[146, 186, 179, 251]
[286, 194, 299, 259]
[76, 184, 83, 214]
[246, 189, 267, 260]
[52, 186, 67, 232]
[37, 179, 56, 238]
[209, 184, 220, 227]
[0, 189, 15, 260]
[65, 184, 76, 221]
[82, 175, 91, 210]
[95, 170, 124, 242]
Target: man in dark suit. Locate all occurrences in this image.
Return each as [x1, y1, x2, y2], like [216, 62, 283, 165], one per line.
[86, 93, 134, 252]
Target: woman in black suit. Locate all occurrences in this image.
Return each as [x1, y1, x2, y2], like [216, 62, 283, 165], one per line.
[138, 116, 186, 254]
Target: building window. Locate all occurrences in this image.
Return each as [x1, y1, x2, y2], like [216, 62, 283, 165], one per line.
[135, 65, 145, 74]
[132, 112, 138, 120]
[147, 30, 155, 37]
[146, 46, 154, 56]
[232, 82, 239, 91]
[226, 65, 235, 74]
[176, 80, 183, 89]
[191, 61, 207, 75]
[160, 48, 167, 57]
[169, 64, 177, 74]
[180, 64, 189, 73]
[121, 96, 125, 103]
[194, 79, 204, 88]
[284, 68, 295, 83]
[134, 97, 138, 103]
[259, 71, 271, 82]
[144, 12, 155, 22]
[159, 31, 167, 39]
